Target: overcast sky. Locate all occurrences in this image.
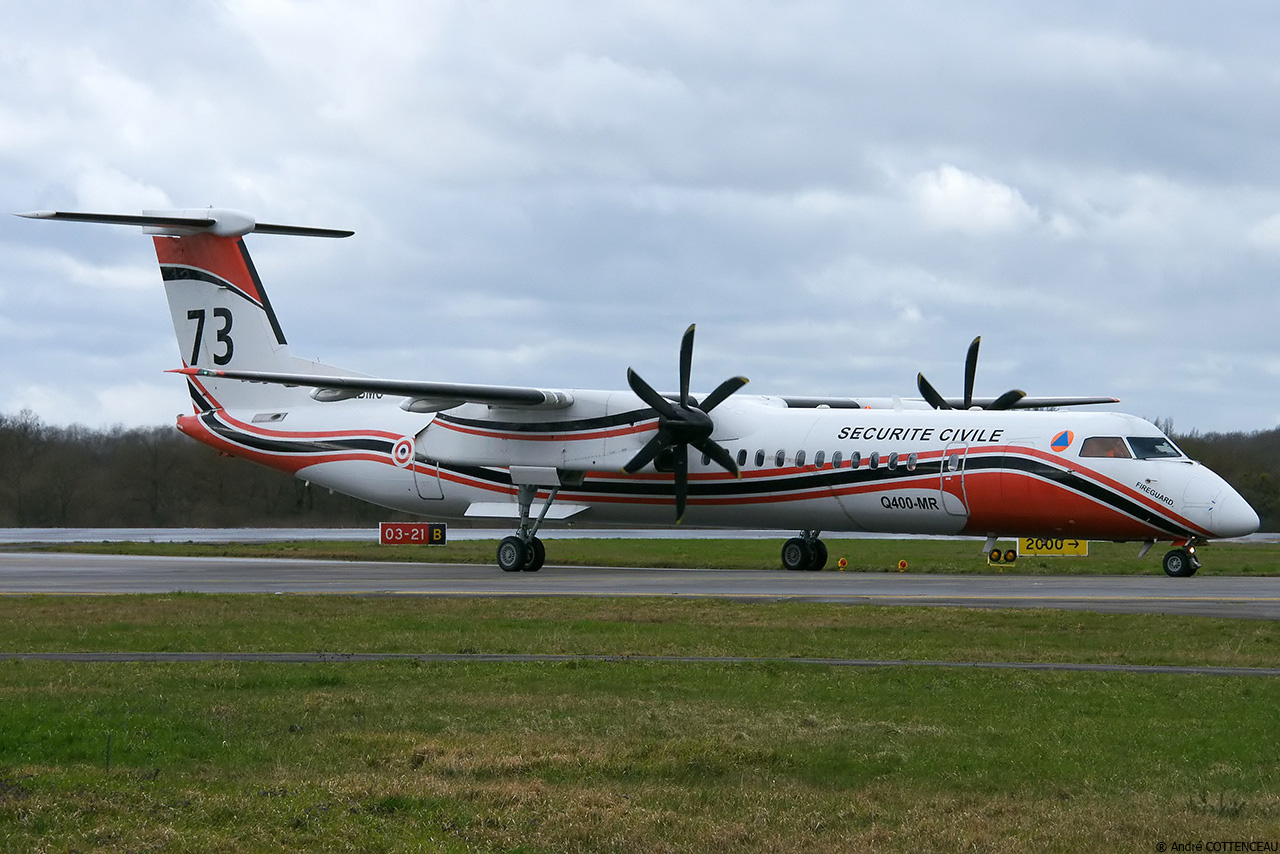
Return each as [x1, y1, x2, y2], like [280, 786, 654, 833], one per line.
[2, 1, 1278, 434]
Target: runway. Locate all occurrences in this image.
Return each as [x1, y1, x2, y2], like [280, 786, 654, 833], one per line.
[1, 551, 1278, 618]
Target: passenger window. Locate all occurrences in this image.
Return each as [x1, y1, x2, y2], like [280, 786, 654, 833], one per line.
[737, 449, 747, 467]
[775, 450, 786, 467]
[701, 452, 710, 466]
[869, 452, 880, 470]
[907, 452, 918, 471]
[814, 450, 826, 468]
[796, 450, 806, 467]
[850, 451, 861, 469]
[831, 450, 843, 468]
[1080, 437, 1132, 459]
[755, 450, 765, 467]
[946, 453, 961, 472]
[887, 452, 899, 470]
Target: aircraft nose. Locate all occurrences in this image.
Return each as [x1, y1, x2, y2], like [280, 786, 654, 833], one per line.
[1212, 488, 1260, 538]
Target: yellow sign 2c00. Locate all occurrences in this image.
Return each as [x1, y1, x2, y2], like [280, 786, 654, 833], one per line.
[1018, 537, 1089, 556]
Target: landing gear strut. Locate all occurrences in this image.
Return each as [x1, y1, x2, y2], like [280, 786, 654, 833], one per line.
[497, 484, 558, 572]
[1162, 547, 1201, 578]
[782, 530, 827, 571]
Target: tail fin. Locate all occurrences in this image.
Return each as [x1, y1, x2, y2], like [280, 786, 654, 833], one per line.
[17, 208, 352, 412]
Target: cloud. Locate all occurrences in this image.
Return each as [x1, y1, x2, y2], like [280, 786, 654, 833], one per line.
[1247, 214, 1280, 252]
[908, 165, 1039, 236]
[2, 2, 1280, 433]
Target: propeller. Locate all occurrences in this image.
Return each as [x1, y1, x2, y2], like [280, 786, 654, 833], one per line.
[917, 336, 1027, 411]
[622, 324, 748, 522]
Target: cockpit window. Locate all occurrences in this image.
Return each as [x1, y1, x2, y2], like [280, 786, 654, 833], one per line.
[1128, 436, 1184, 460]
[1080, 436, 1132, 459]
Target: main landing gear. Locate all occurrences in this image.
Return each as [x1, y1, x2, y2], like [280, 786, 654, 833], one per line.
[782, 530, 828, 571]
[496, 484, 558, 573]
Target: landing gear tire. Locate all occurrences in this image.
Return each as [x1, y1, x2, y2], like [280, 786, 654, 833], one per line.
[782, 537, 827, 571]
[497, 536, 528, 573]
[809, 540, 828, 571]
[782, 537, 812, 572]
[1163, 548, 1198, 578]
[523, 537, 546, 572]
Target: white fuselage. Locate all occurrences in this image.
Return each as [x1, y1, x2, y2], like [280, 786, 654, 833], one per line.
[176, 389, 1259, 544]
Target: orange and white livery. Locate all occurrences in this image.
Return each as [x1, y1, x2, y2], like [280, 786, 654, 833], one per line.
[20, 208, 1259, 575]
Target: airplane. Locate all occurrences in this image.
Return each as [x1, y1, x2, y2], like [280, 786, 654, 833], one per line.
[18, 208, 1260, 577]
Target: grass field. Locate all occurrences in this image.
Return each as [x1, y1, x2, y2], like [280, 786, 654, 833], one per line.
[39, 535, 1280, 575]
[0, 594, 1278, 852]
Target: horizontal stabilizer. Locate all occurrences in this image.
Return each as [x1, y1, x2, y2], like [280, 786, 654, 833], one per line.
[175, 367, 575, 410]
[16, 209, 352, 239]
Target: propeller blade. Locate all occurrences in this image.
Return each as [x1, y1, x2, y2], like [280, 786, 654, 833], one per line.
[964, 337, 981, 410]
[988, 389, 1027, 411]
[699, 375, 748, 412]
[694, 438, 740, 477]
[626, 368, 680, 421]
[673, 445, 689, 522]
[917, 373, 952, 410]
[624, 324, 744, 522]
[622, 432, 666, 474]
[679, 324, 696, 405]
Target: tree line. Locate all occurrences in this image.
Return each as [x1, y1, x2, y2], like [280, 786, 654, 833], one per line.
[0, 409, 1275, 531]
[0, 410, 406, 528]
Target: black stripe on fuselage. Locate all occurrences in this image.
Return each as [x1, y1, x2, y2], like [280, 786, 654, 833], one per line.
[200, 412, 392, 457]
[432, 455, 946, 499]
[186, 379, 216, 413]
[434, 408, 658, 435]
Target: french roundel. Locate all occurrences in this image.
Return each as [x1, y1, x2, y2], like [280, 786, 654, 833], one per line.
[1050, 430, 1074, 453]
[392, 437, 415, 468]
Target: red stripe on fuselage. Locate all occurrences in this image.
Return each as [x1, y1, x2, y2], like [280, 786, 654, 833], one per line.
[176, 412, 401, 477]
[434, 417, 657, 443]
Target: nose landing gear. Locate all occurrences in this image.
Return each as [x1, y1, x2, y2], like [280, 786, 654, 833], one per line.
[1162, 546, 1201, 578]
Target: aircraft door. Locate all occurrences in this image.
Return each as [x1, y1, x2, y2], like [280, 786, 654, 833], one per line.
[413, 461, 445, 500]
[939, 443, 968, 516]
[406, 430, 444, 500]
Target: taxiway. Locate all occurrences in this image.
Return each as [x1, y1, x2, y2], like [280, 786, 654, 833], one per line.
[0, 551, 1276, 619]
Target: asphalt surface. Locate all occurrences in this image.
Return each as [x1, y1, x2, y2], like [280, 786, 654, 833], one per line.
[1, 551, 1278, 619]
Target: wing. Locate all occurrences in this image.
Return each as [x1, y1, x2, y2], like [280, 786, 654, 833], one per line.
[953, 395, 1120, 409]
[780, 395, 1119, 410]
[176, 367, 573, 410]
